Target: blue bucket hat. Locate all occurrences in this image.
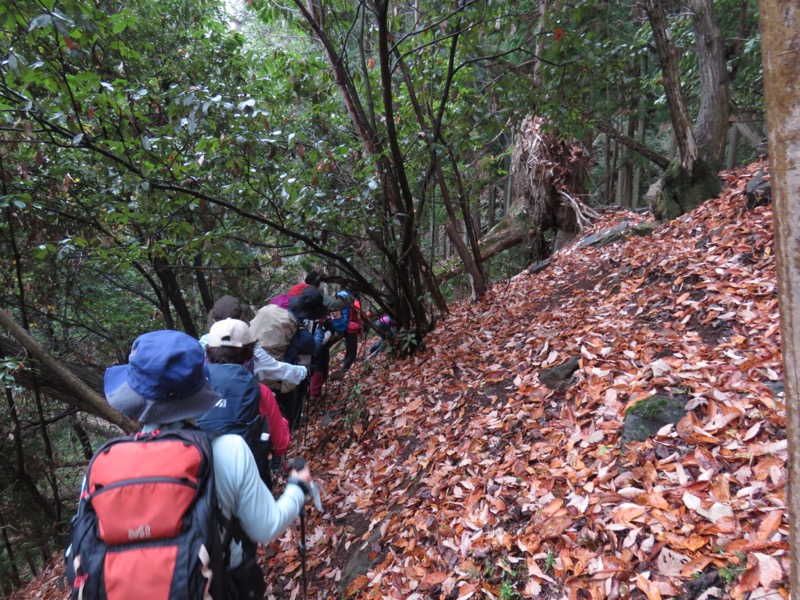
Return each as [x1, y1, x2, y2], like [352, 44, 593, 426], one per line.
[104, 330, 220, 424]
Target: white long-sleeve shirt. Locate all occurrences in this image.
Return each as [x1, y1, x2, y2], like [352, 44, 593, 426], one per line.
[198, 334, 307, 386]
[144, 423, 305, 567]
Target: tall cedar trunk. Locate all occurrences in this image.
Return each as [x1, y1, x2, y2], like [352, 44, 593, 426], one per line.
[488, 186, 496, 229]
[760, 0, 800, 592]
[609, 138, 618, 202]
[645, 0, 698, 170]
[687, 0, 730, 166]
[726, 125, 740, 169]
[633, 109, 647, 206]
[604, 134, 612, 201]
[618, 114, 635, 207]
[533, 0, 547, 87]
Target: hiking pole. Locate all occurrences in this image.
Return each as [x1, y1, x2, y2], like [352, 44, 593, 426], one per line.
[298, 384, 309, 448]
[288, 458, 321, 600]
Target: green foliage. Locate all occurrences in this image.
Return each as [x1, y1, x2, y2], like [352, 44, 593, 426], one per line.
[479, 556, 527, 599]
[542, 549, 556, 573]
[719, 552, 747, 585]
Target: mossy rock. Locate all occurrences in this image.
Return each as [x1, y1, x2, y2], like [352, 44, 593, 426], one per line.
[631, 222, 656, 237]
[650, 159, 722, 220]
[621, 394, 688, 445]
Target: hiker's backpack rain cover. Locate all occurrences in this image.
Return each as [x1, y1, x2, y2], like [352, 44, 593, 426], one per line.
[65, 429, 228, 599]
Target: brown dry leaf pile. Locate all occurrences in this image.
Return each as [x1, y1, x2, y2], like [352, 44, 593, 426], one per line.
[267, 161, 785, 600]
[15, 161, 785, 600]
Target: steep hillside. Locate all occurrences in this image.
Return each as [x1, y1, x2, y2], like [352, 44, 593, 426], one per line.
[14, 161, 785, 600]
[270, 161, 784, 599]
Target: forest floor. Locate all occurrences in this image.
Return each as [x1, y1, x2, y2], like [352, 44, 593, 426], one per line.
[16, 160, 786, 599]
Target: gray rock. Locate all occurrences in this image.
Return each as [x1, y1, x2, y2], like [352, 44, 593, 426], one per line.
[745, 169, 771, 209]
[528, 259, 551, 275]
[338, 524, 385, 595]
[578, 221, 632, 249]
[539, 356, 581, 390]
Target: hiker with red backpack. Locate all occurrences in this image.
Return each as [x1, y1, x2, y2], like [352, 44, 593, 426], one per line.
[66, 330, 316, 599]
[197, 318, 290, 490]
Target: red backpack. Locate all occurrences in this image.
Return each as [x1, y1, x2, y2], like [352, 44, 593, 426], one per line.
[65, 429, 231, 599]
[346, 300, 362, 334]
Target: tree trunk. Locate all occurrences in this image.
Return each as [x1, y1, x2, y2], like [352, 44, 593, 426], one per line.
[152, 256, 197, 338]
[291, 0, 449, 340]
[687, 0, 730, 166]
[504, 155, 513, 214]
[760, 0, 800, 593]
[533, 0, 547, 87]
[726, 125, 740, 169]
[645, 0, 698, 170]
[488, 185, 496, 229]
[31, 384, 63, 530]
[732, 112, 767, 150]
[0, 510, 21, 587]
[593, 118, 670, 170]
[632, 109, 647, 207]
[71, 420, 95, 460]
[194, 253, 214, 313]
[645, 0, 726, 219]
[609, 137, 618, 203]
[0, 312, 136, 433]
[617, 114, 636, 207]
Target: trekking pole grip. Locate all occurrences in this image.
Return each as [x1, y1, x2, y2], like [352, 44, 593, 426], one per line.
[287, 457, 322, 512]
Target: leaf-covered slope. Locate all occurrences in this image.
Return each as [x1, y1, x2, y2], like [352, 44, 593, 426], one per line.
[271, 161, 785, 599]
[12, 162, 785, 600]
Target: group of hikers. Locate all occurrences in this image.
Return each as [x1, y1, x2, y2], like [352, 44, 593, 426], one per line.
[64, 271, 396, 599]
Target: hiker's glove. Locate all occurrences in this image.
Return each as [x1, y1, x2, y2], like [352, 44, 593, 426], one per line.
[288, 476, 311, 495]
[322, 330, 332, 345]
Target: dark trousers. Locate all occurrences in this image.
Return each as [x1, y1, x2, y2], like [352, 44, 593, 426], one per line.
[227, 538, 266, 600]
[276, 379, 309, 432]
[342, 332, 359, 370]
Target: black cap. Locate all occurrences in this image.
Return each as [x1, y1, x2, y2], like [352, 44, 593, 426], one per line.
[288, 286, 327, 320]
[305, 270, 323, 287]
